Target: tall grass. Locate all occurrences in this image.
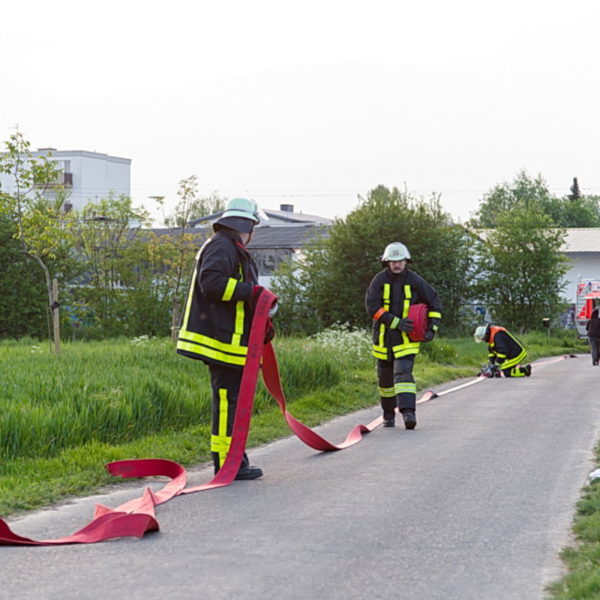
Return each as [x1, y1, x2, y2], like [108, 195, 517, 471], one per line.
[0, 335, 354, 463]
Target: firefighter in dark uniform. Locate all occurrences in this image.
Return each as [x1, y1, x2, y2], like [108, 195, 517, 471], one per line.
[586, 308, 600, 366]
[365, 242, 442, 429]
[177, 198, 274, 480]
[473, 325, 532, 377]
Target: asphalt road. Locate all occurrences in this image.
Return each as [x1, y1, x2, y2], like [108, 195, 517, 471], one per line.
[2, 354, 600, 600]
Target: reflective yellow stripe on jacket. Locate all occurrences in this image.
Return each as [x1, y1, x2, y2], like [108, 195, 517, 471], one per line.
[392, 284, 420, 358]
[176, 262, 248, 366]
[372, 283, 391, 360]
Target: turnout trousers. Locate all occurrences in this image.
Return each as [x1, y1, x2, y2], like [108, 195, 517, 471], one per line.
[589, 337, 600, 365]
[377, 355, 417, 418]
[208, 363, 251, 473]
[500, 364, 529, 377]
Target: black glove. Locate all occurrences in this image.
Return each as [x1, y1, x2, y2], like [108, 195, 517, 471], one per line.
[392, 317, 414, 332]
[264, 323, 276, 344]
[248, 285, 264, 311]
[424, 329, 435, 342]
[479, 363, 493, 377]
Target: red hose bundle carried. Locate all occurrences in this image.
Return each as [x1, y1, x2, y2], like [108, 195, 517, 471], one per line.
[407, 303, 429, 342]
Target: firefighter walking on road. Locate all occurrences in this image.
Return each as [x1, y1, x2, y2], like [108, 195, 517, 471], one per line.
[365, 242, 442, 430]
[177, 198, 275, 480]
[586, 307, 600, 366]
[473, 325, 532, 377]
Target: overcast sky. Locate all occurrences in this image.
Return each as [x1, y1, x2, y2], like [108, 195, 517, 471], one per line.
[2, 0, 599, 224]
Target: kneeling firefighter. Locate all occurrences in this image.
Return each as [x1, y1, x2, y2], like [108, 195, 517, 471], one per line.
[473, 325, 532, 377]
[177, 198, 276, 480]
[365, 242, 442, 430]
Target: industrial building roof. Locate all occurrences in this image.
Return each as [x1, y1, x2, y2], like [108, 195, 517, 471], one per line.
[473, 228, 600, 253]
[562, 228, 600, 253]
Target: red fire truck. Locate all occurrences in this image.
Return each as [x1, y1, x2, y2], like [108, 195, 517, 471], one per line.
[576, 279, 600, 336]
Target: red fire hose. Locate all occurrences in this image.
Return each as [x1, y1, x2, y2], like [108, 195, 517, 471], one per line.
[0, 290, 574, 545]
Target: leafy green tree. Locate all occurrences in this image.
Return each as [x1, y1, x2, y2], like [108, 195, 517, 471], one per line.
[470, 170, 553, 228]
[154, 176, 212, 338]
[478, 204, 568, 331]
[71, 195, 151, 336]
[159, 175, 226, 227]
[115, 235, 178, 336]
[270, 235, 328, 335]
[569, 177, 581, 201]
[272, 185, 477, 333]
[471, 170, 600, 228]
[541, 194, 600, 227]
[0, 132, 76, 347]
[0, 215, 47, 337]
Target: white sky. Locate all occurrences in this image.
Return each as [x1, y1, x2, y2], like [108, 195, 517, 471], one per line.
[2, 0, 599, 224]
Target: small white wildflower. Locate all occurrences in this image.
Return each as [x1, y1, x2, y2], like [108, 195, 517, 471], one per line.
[309, 323, 371, 361]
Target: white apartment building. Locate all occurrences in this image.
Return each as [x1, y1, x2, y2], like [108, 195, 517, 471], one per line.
[0, 148, 131, 211]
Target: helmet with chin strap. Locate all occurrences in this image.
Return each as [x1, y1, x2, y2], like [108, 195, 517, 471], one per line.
[381, 242, 411, 264]
[473, 325, 489, 343]
[213, 198, 261, 234]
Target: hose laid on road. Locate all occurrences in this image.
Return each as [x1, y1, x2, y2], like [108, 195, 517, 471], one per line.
[0, 289, 575, 545]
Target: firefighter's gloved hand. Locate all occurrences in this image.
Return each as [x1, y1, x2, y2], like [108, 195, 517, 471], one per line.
[248, 285, 264, 311]
[424, 328, 436, 342]
[479, 363, 493, 377]
[396, 318, 414, 332]
[264, 323, 276, 344]
[268, 300, 278, 318]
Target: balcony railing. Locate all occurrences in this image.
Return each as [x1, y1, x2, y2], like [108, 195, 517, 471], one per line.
[34, 172, 73, 188]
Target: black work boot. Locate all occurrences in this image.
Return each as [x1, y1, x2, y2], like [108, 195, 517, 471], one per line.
[235, 452, 263, 480]
[235, 465, 263, 480]
[382, 411, 395, 428]
[523, 364, 532, 377]
[401, 409, 417, 430]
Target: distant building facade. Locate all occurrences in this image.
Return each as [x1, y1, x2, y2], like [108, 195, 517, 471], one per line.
[183, 203, 332, 287]
[561, 228, 600, 301]
[0, 148, 131, 211]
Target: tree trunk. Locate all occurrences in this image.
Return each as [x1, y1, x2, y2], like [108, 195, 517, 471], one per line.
[28, 253, 61, 355]
[171, 296, 181, 342]
[52, 278, 61, 355]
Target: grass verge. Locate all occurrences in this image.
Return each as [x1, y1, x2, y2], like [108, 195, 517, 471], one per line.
[547, 442, 600, 599]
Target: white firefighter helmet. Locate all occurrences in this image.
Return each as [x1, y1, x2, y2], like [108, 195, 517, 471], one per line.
[381, 242, 411, 263]
[213, 198, 263, 233]
[473, 325, 488, 343]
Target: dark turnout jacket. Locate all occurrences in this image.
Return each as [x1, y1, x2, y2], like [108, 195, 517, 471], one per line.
[365, 268, 442, 361]
[587, 309, 600, 337]
[486, 326, 527, 370]
[177, 229, 258, 367]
